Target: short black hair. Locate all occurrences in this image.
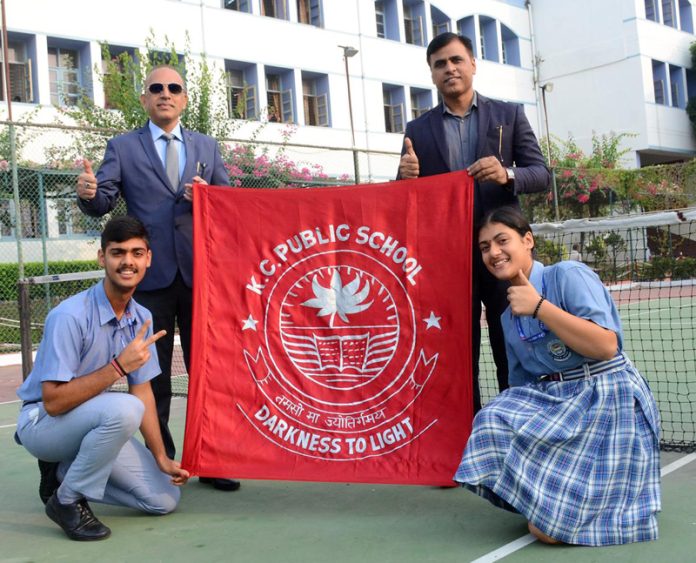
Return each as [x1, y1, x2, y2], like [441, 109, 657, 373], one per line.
[478, 206, 532, 239]
[101, 216, 150, 250]
[426, 33, 474, 65]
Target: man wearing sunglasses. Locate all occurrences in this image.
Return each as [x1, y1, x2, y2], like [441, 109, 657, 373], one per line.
[75, 65, 240, 493]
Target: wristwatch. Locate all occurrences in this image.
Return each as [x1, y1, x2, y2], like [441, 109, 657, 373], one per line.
[505, 167, 515, 183]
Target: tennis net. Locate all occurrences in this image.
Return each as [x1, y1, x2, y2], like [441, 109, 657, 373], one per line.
[479, 208, 696, 452]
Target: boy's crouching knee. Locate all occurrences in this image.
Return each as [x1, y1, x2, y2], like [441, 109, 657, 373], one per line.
[142, 487, 181, 515]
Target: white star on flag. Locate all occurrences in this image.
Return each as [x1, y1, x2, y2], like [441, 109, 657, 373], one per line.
[241, 315, 258, 331]
[423, 311, 442, 330]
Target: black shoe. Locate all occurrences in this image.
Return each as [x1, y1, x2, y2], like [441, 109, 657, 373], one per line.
[45, 493, 111, 541]
[199, 477, 241, 492]
[38, 459, 60, 505]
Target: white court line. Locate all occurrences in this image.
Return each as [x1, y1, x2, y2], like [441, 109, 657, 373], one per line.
[0, 399, 20, 405]
[0, 423, 16, 429]
[661, 452, 696, 477]
[470, 534, 536, 563]
[470, 452, 696, 563]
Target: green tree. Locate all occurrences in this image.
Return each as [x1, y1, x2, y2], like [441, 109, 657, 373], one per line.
[687, 41, 696, 134]
[522, 131, 634, 221]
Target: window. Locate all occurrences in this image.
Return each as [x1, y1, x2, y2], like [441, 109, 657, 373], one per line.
[0, 35, 34, 103]
[645, 0, 658, 21]
[479, 16, 499, 62]
[403, 1, 425, 46]
[266, 70, 294, 123]
[376, 1, 386, 37]
[148, 49, 184, 69]
[662, 0, 676, 27]
[302, 75, 329, 126]
[297, 0, 323, 26]
[375, 0, 399, 40]
[383, 84, 405, 133]
[48, 47, 81, 107]
[687, 68, 696, 102]
[102, 46, 138, 110]
[669, 64, 685, 108]
[654, 79, 665, 104]
[680, 0, 693, 32]
[410, 88, 432, 119]
[262, 0, 288, 19]
[652, 60, 667, 105]
[431, 6, 450, 38]
[53, 198, 98, 236]
[458, 16, 476, 54]
[226, 67, 258, 119]
[500, 24, 521, 67]
[0, 200, 13, 237]
[223, 0, 251, 11]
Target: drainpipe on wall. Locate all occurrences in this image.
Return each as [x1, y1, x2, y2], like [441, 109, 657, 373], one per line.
[526, 0, 545, 140]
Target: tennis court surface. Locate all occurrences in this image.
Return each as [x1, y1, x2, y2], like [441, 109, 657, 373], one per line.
[1, 394, 695, 563]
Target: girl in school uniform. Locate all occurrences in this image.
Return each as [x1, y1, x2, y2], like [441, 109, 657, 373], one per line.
[454, 206, 661, 546]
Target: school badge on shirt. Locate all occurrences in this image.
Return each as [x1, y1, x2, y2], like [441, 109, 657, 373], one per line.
[548, 339, 572, 361]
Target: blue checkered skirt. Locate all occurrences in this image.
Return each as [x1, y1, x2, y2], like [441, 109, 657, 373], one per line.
[454, 362, 661, 546]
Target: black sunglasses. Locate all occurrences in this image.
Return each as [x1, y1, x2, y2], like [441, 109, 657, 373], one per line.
[147, 82, 185, 95]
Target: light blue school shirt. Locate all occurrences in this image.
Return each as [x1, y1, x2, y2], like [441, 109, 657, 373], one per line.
[502, 260, 624, 387]
[17, 280, 160, 403]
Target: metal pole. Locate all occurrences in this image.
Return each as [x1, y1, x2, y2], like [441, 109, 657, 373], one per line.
[343, 52, 360, 183]
[19, 281, 33, 379]
[541, 86, 560, 221]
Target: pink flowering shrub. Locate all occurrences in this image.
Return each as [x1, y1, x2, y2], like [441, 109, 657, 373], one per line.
[220, 143, 340, 188]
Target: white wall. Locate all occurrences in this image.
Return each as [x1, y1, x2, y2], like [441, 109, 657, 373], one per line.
[4, 0, 691, 181]
[530, 0, 696, 165]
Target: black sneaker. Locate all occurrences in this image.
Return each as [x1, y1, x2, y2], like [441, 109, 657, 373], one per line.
[45, 493, 111, 541]
[38, 459, 60, 505]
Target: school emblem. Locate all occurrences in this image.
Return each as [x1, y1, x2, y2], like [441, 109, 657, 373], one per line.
[240, 229, 440, 460]
[548, 339, 572, 361]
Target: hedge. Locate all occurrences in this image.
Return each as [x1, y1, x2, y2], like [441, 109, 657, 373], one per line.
[0, 260, 100, 301]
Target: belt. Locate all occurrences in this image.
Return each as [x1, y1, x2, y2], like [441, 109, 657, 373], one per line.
[539, 354, 626, 382]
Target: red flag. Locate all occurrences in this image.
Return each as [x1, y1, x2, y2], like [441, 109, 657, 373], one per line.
[182, 171, 473, 485]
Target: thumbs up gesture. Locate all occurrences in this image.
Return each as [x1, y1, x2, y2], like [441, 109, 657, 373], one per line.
[76, 158, 97, 200]
[507, 269, 542, 316]
[398, 137, 420, 179]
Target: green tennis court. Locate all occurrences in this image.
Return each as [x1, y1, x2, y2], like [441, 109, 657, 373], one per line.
[1, 396, 695, 563]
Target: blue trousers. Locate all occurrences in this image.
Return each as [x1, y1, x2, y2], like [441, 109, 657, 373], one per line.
[16, 393, 180, 514]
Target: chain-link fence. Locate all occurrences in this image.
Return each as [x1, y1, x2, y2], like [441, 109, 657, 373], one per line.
[0, 119, 400, 353]
[4, 119, 696, 357]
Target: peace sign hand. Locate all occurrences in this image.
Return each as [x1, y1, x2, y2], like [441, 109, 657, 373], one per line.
[116, 319, 166, 374]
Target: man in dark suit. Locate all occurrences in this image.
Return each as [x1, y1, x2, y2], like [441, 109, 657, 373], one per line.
[76, 65, 239, 491]
[398, 33, 550, 411]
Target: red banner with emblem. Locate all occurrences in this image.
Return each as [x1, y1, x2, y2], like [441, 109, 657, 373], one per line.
[182, 171, 473, 485]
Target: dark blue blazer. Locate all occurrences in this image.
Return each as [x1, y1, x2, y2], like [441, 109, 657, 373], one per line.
[78, 123, 230, 291]
[398, 93, 550, 222]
